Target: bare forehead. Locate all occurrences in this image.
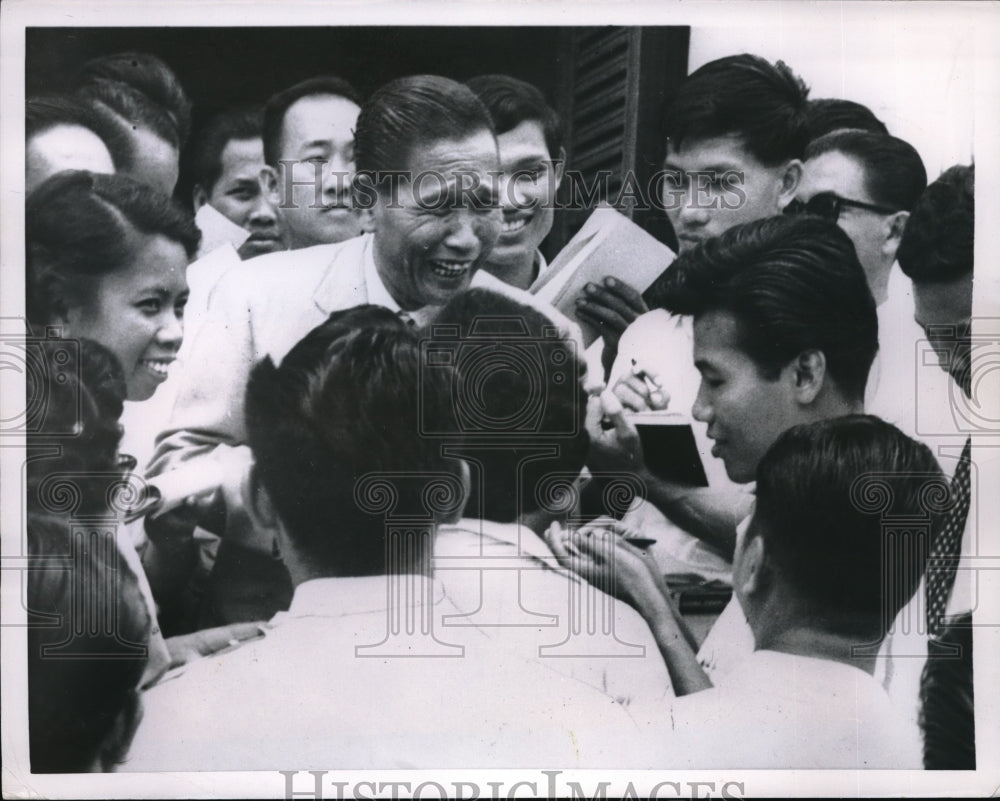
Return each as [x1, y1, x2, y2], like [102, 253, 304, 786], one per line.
[800, 149, 869, 199]
[403, 129, 500, 173]
[283, 94, 360, 137]
[496, 120, 551, 163]
[220, 137, 266, 171]
[665, 133, 759, 171]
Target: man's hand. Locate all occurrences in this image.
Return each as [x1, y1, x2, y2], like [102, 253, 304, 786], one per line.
[164, 621, 267, 669]
[545, 518, 670, 615]
[586, 390, 647, 474]
[574, 277, 649, 375]
[612, 361, 670, 412]
[145, 487, 225, 544]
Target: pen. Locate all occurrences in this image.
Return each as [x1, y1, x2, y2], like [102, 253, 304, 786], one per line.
[631, 359, 663, 402]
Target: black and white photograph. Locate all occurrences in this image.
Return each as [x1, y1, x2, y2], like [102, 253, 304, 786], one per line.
[2, 1, 999, 797]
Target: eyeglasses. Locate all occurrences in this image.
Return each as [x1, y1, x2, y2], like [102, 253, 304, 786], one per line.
[783, 192, 898, 222]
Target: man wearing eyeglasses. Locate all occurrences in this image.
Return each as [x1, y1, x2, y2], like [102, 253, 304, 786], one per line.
[786, 130, 929, 436]
[788, 129, 926, 307]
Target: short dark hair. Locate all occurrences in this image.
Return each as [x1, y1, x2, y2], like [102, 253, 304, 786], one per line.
[261, 76, 360, 167]
[752, 414, 943, 639]
[28, 518, 150, 772]
[77, 51, 191, 145]
[355, 75, 495, 179]
[806, 130, 927, 212]
[191, 107, 264, 194]
[466, 74, 563, 157]
[26, 94, 129, 169]
[898, 164, 974, 284]
[245, 306, 463, 573]
[26, 171, 200, 326]
[805, 98, 889, 140]
[427, 289, 588, 523]
[665, 54, 810, 166]
[654, 214, 878, 402]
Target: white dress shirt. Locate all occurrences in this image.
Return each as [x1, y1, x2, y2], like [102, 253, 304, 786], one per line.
[124, 574, 654, 770]
[649, 650, 923, 768]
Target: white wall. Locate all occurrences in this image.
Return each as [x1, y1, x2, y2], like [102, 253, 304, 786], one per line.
[688, 15, 977, 178]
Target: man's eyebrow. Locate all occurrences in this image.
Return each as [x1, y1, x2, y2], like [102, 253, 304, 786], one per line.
[301, 140, 332, 151]
[506, 156, 548, 170]
[663, 161, 741, 173]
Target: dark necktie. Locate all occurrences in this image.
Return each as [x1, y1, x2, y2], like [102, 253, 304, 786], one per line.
[926, 437, 972, 637]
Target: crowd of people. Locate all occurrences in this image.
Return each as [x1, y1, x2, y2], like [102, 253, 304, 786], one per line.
[23, 47, 976, 772]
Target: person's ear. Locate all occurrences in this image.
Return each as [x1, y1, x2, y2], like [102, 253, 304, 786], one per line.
[735, 532, 769, 600]
[246, 464, 281, 536]
[259, 166, 281, 207]
[433, 460, 471, 525]
[776, 159, 804, 212]
[552, 147, 566, 190]
[883, 210, 910, 261]
[789, 349, 827, 405]
[192, 184, 209, 211]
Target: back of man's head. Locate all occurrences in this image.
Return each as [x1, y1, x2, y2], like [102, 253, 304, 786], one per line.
[665, 53, 810, 165]
[898, 164, 975, 284]
[657, 214, 878, 403]
[751, 414, 943, 641]
[190, 107, 264, 194]
[355, 75, 495, 177]
[466, 74, 563, 158]
[261, 75, 360, 167]
[805, 98, 889, 140]
[807, 130, 927, 213]
[245, 305, 463, 575]
[427, 289, 588, 523]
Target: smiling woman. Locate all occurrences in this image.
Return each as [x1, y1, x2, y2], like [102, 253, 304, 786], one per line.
[26, 170, 201, 401]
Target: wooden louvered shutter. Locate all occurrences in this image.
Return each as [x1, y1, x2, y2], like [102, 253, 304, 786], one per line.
[547, 26, 690, 256]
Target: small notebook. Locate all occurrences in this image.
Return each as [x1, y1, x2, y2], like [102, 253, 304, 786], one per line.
[629, 410, 709, 488]
[530, 206, 675, 346]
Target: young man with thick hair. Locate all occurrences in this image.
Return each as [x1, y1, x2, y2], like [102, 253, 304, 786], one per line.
[578, 53, 810, 367]
[466, 74, 565, 289]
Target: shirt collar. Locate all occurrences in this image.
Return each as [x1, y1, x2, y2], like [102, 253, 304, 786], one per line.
[438, 517, 560, 565]
[363, 238, 401, 313]
[282, 574, 445, 621]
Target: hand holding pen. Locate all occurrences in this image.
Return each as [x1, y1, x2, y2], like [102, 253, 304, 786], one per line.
[610, 359, 670, 413]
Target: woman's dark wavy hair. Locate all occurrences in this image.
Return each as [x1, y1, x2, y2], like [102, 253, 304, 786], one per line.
[77, 51, 191, 146]
[28, 516, 150, 772]
[26, 337, 127, 521]
[26, 170, 199, 327]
